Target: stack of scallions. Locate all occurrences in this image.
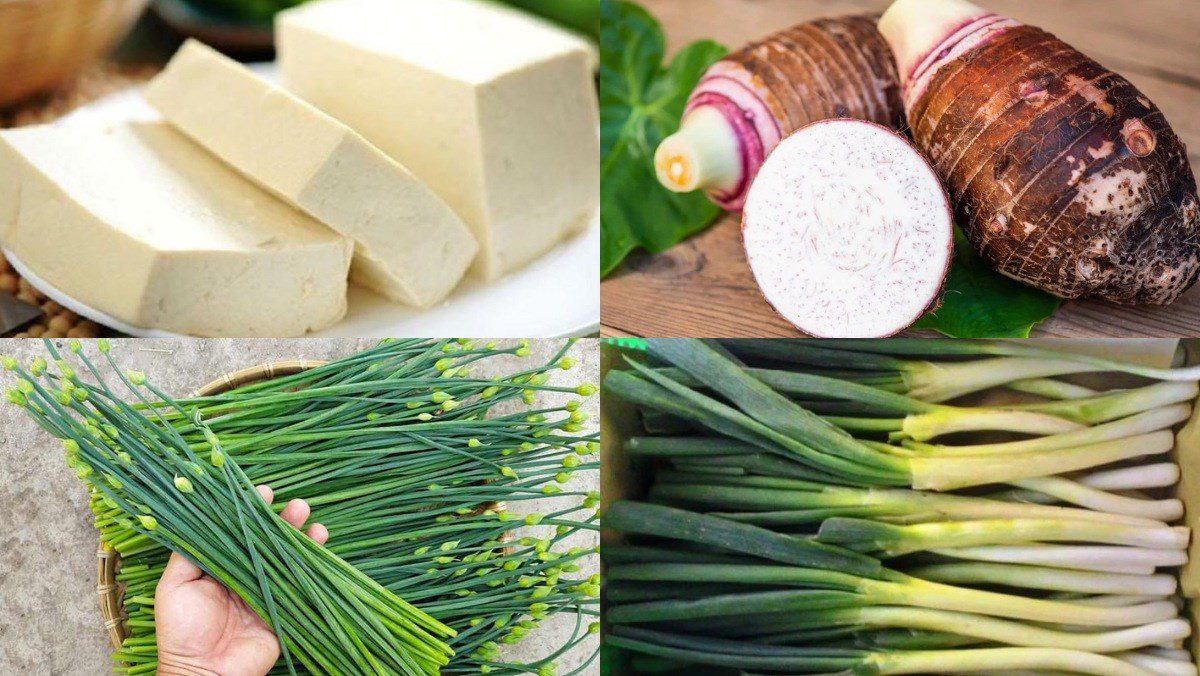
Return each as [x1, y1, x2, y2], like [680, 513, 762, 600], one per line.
[3, 338, 599, 676]
[603, 338, 1198, 676]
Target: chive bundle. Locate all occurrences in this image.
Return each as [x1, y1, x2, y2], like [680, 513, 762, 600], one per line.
[604, 338, 1196, 676]
[5, 338, 600, 676]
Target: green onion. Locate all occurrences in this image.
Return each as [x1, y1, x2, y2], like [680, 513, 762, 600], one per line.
[603, 338, 1195, 676]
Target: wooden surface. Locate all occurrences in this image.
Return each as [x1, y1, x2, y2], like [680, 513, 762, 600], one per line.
[600, 0, 1200, 338]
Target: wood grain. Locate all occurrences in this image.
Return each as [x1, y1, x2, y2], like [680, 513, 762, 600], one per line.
[601, 0, 1200, 338]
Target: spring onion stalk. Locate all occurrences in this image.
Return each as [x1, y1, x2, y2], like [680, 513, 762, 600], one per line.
[1078, 463, 1182, 491]
[604, 338, 1195, 675]
[1005, 476, 1183, 521]
[606, 626, 1164, 676]
[647, 474, 1167, 527]
[929, 546, 1187, 575]
[1006, 378, 1100, 400]
[5, 338, 600, 676]
[815, 517, 1189, 555]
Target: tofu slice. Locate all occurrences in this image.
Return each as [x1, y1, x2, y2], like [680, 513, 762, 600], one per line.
[277, 0, 600, 280]
[0, 121, 352, 337]
[144, 40, 478, 308]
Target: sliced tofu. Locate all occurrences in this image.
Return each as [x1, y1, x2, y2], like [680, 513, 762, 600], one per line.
[145, 40, 478, 307]
[277, 0, 600, 280]
[0, 121, 352, 337]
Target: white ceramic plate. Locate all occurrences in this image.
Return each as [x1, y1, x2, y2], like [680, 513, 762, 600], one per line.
[42, 64, 599, 338]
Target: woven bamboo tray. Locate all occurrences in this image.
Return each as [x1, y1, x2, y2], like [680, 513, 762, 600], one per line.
[0, 0, 149, 110]
[96, 359, 510, 652]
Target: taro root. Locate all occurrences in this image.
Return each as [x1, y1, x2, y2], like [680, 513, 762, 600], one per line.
[880, 0, 1200, 305]
[655, 14, 904, 211]
[742, 119, 953, 337]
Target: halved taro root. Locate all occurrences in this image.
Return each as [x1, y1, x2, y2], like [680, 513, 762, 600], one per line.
[742, 119, 953, 337]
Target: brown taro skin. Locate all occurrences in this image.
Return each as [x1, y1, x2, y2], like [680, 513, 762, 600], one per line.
[908, 25, 1200, 305]
[734, 14, 906, 135]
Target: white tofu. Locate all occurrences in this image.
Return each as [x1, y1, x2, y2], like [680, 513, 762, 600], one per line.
[0, 121, 353, 337]
[277, 0, 600, 279]
[145, 40, 478, 307]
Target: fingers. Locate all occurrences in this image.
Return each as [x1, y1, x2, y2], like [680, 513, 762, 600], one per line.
[259, 484, 327, 544]
[279, 498, 311, 529]
[158, 551, 204, 592]
[306, 523, 330, 545]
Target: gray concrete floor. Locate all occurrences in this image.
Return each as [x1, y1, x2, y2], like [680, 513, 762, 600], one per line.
[0, 338, 599, 675]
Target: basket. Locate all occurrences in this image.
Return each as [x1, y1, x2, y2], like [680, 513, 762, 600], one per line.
[0, 0, 149, 110]
[97, 359, 512, 652]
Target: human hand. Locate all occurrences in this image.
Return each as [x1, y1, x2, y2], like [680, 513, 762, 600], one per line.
[155, 485, 329, 676]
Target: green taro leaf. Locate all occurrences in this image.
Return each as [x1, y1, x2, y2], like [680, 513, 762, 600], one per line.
[915, 228, 1061, 338]
[600, 0, 728, 277]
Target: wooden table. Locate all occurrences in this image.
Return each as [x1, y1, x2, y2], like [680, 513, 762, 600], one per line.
[600, 0, 1200, 338]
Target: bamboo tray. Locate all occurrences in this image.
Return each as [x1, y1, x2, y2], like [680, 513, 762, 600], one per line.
[96, 360, 510, 653]
[0, 0, 149, 110]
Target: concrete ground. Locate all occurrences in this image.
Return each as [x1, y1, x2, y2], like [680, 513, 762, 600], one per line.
[0, 338, 599, 675]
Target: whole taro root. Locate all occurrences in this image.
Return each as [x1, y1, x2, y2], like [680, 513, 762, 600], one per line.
[880, 0, 1200, 305]
[655, 14, 904, 211]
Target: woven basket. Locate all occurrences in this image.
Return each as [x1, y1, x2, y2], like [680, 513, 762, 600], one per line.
[0, 0, 149, 110]
[98, 359, 511, 652]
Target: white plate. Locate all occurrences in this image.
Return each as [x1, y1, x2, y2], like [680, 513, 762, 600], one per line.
[43, 64, 599, 338]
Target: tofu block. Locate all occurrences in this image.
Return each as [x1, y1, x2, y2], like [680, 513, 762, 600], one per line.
[0, 121, 353, 337]
[277, 0, 600, 279]
[145, 40, 478, 307]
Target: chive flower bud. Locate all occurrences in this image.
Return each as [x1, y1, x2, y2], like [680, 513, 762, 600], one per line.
[524, 514, 544, 526]
[441, 399, 459, 411]
[138, 515, 158, 531]
[480, 385, 499, 398]
[125, 371, 146, 386]
[565, 400, 580, 411]
[418, 413, 433, 421]
[29, 357, 46, 376]
[210, 448, 225, 468]
[174, 475, 195, 493]
[1, 356, 17, 370]
[97, 339, 111, 353]
[588, 622, 599, 634]
[5, 388, 26, 407]
[575, 384, 598, 396]
[435, 358, 454, 371]
[71, 387, 88, 402]
[500, 466, 518, 478]
[54, 390, 71, 405]
[558, 357, 576, 370]
[61, 438, 80, 454]
[68, 339, 82, 353]
[562, 455, 580, 468]
[541, 485, 561, 495]
[555, 472, 571, 484]
[187, 462, 204, 476]
[431, 391, 451, 403]
[52, 361, 74, 380]
[522, 390, 535, 404]
[117, 452, 134, 466]
[467, 438, 482, 448]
